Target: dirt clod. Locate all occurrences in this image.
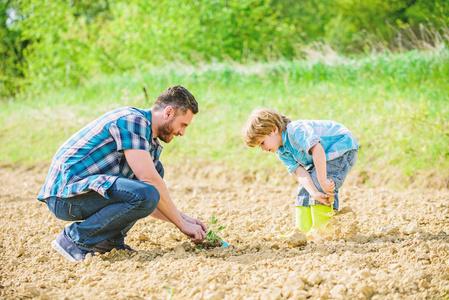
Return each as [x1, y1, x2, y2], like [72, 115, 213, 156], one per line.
[286, 230, 308, 247]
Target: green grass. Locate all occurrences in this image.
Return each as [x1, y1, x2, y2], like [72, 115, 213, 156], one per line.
[1, 48, 448, 186]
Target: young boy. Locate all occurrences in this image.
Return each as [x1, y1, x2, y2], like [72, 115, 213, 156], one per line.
[243, 109, 359, 234]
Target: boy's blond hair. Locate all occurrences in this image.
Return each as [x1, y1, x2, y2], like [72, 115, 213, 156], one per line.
[243, 108, 291, 147]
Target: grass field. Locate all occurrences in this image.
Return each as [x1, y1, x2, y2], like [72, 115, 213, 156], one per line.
[1, 48, 449, 299]
[1, 48, 448, 187]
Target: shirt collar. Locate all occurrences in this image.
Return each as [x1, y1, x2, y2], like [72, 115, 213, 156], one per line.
[146, 110, 162, 146]
[276, 130, 289, 154]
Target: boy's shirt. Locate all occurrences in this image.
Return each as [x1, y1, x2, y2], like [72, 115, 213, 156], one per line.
[37, 107, 162, 200]
[276, 120, 358, 173]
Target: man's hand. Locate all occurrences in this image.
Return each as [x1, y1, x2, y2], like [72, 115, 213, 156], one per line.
[180, 220, 206, 243]
[181, 212, 207, 232]
[311, 191, 331, 205]
[320, 178, 335, 196]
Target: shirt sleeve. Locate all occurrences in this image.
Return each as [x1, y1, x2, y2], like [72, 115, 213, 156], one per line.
[109, 114, 151, 152]
[290, 123, 320, 154]
[277, 153, 300, 174]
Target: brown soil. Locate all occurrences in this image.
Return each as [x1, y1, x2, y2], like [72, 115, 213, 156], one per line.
[1, 165, 448, 299]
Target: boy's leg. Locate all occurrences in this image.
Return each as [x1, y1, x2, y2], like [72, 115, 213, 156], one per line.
[295, 188, 312, 233]
[309, 150, 358, 230]
[307, 160, 341, 231]
[310, 205, 334, 230]
[321, 149, 358, 210]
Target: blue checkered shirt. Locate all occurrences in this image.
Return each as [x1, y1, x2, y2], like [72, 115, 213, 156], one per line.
[37, 107, 162, 200]
[276, 120, 359, 173]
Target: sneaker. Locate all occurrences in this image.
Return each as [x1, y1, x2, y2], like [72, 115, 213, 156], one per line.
[92, 239, 135, 253]
[51, 230, 93, 262]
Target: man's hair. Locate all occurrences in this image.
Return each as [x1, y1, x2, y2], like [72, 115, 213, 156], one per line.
[154, 86, 199, 114]
[243, 108, 291, 147]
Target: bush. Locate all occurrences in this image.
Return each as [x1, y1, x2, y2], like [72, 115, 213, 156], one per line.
[1, 0, 448, 98]
[0, 0, 26, 98]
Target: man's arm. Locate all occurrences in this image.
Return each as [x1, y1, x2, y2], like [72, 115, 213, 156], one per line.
[151, 208, 207, 233]
[124, 149, 205, 241]
[151, 208, 170, 222]
[179, 212, 207, 231]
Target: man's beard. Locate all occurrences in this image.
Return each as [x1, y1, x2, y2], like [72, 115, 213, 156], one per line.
[157, 119, 175, 143]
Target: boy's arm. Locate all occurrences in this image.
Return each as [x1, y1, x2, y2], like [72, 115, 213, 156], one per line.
[294, 165, 330, 204]
[310, 142, 335, 195]
[310, 142, 327, 185]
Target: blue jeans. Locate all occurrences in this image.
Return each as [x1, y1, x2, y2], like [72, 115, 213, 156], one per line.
[45, 162, 164, 249]
[296, 150, 357, 210]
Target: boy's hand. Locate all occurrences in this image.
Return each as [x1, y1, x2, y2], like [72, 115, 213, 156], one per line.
[311, 191, 331, 205]
[321, 178, 335, 195]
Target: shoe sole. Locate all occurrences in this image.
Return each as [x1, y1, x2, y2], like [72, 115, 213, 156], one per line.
[51, 240, 78, 262]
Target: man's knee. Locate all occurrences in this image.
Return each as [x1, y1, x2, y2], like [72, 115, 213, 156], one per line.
[134, 184, 160, 215]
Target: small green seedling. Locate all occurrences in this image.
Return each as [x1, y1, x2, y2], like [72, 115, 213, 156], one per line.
[198, 215, 226, 249]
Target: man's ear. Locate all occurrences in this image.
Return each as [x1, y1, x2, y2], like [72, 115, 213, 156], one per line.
[163, 105, 176, 120]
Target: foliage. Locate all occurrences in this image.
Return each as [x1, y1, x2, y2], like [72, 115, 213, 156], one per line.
[206, 215, 225, 245]
[0, 48, 448, 187]
[0, 0, 26, 97]
[196, 215, 225, 249]
[1, 0, 448, 97]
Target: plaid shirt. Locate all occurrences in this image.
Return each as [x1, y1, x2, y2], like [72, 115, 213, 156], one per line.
[37, 107, 162, 200]
[277, 120, 359, 173]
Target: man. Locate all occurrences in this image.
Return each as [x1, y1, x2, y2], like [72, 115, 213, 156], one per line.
[37, 86, 207, 262]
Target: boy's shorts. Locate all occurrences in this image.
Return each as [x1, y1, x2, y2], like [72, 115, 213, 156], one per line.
[296, 149, 358, 210]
